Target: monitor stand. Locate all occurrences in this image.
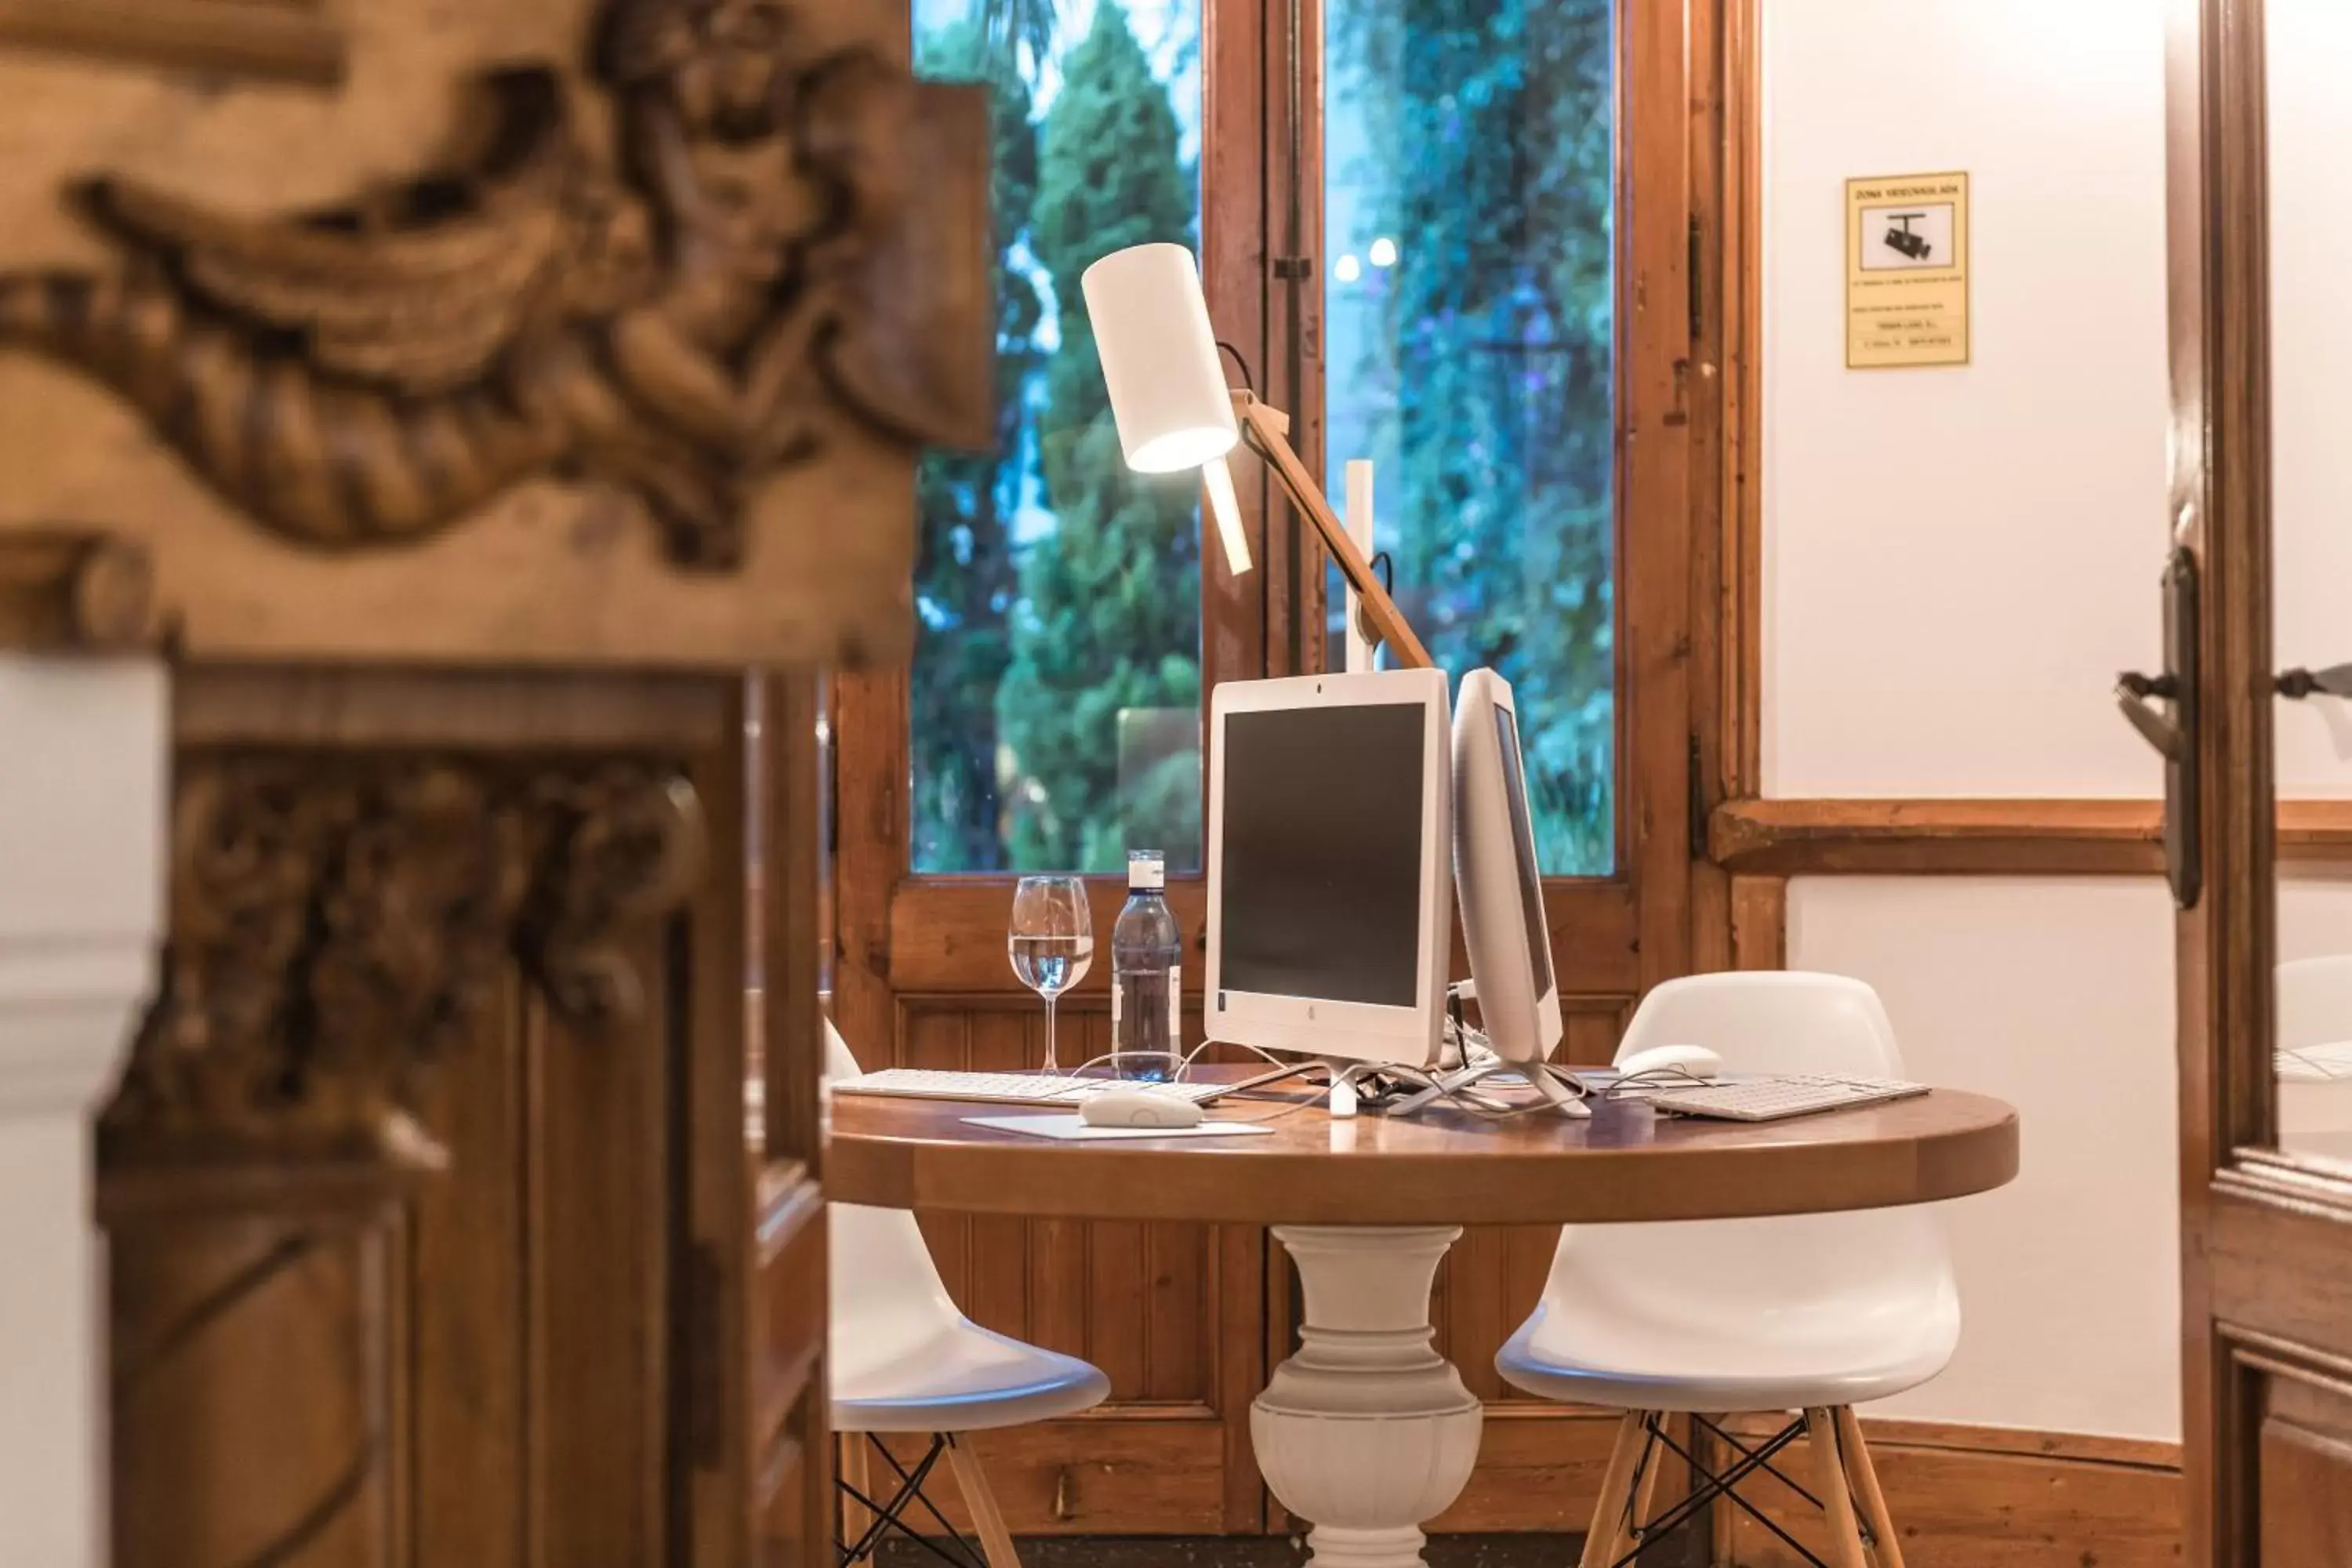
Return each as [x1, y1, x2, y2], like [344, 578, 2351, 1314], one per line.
[1385, 1058, 1589, 1118]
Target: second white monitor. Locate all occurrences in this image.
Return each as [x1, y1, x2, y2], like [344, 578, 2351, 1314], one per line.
[1451, 667, 1563, 1065]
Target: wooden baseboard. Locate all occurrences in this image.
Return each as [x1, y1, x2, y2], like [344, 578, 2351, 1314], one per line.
[866, 1419, 1238, 1536]
[878, 1417, 2180, 1567]
[1711, 1417, 2183, 1567]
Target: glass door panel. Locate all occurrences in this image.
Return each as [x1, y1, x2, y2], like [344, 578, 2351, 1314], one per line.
[2266, 0, 2352, 1166]
[1321, 0, 1617, 873]
[911, 0, 1207, 874]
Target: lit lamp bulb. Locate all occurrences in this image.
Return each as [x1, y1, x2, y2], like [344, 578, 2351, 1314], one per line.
[1080, 242, 1252, 575]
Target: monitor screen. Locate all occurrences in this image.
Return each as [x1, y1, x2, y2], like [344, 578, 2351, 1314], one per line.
[1494, 705, 1554, 996]
[1219, 702, 1427, 1007]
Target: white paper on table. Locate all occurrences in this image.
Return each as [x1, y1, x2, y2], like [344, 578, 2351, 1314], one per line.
[961, 1114, 1276, 1142]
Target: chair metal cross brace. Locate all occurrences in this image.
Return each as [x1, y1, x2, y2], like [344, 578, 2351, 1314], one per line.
[836, 1433, 987, 1568]
[1602, 1414, 1879, 1568]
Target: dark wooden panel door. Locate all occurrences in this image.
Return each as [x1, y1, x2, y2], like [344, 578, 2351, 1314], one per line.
[102, 670, 751, 1568]
[2167, 2, 2352, 1563]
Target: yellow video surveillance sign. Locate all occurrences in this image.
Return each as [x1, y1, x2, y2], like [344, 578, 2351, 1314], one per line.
[1846, 171, 1969, 368]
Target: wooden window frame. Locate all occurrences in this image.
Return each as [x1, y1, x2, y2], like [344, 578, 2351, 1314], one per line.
[832, 0, 1751, 1537]
[841, 0, 1737, 1018]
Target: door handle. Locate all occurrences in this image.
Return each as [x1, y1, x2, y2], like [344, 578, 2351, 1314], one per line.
[2117, 671, 2186, 760]
[2278, 663, 2352, 700]
[2118, 546, 2201, 908]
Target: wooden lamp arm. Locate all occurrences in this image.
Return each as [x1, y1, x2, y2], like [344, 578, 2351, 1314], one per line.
[1232, 391, 1436, 671]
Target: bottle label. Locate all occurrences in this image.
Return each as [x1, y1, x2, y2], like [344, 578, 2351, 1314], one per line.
[1110, 965, 1181, 1051]
[1129, 857, 1165, 891]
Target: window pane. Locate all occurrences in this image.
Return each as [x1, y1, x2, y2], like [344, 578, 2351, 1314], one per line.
[1323, 0, 1617, 874]
[911, 0, 1205, 875]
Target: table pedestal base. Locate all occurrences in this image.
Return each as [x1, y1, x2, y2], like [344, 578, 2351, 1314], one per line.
[1252, 1226, 1483, 1568]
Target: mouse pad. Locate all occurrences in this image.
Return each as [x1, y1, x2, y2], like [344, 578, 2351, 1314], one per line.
[961, 1114, 1276, 1142]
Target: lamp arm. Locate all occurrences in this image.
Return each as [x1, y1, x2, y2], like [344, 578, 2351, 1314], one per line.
[1231, 393, 1436, 671]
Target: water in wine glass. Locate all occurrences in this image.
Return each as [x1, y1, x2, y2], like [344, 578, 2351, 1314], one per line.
[1010, 873, 1092, 1073]
[1009, 933, 1095, 998]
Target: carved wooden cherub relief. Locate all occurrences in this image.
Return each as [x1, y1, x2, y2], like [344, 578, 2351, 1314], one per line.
[0, 0, 982, 572]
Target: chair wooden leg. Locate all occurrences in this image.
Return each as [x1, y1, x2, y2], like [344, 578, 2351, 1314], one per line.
[839, 1433, 874, 1543]
[945, 1432, 1022, 1568]
[1803, 1408, 1870, 1568]
[1834, 1407, 1907, 1568]
[1580, 1412, 1650, 1568]
[1626, 1418, 1665, 1555]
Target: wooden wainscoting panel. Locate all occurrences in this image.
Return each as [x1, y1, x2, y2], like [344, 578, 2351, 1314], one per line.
[1432, 1412, 1664, 1535]
[2259, 1370, 2352, 1563]
[890, 996, 1262, 1534]
[881, 1421, 1240, 1537]
[1715, 1418, 2183, 1567]
[107, 1174, 410, 1567]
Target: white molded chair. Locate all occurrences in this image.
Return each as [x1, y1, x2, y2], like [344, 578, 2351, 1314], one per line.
[827, 1022, 1109, 1568]
[1497, 972, 1957, 1568]
[2278, 956, 2352, 1158]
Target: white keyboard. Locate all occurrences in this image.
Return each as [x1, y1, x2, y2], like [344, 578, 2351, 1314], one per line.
[1644, 1074, 1930, 1123]
[833, 1069, 1253, 1108]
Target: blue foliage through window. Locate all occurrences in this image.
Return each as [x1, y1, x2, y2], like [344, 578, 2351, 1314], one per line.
[910, 0, 1205, 876]
[1325, 0, 1617, 875]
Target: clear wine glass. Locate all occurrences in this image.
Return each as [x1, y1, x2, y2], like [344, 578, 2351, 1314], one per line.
[1008, 875, 1094, 1073]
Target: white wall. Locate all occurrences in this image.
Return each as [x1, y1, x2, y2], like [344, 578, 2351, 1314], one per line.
[1762, 0, 2182, 1443]
[1786, 880, 2181, 1440]
[1762, 0, 2173, 799]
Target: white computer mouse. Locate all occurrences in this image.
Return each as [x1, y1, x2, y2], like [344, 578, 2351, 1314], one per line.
[1078, 1087, 1205, 1130]
[1614, 1043, 1725, 1080]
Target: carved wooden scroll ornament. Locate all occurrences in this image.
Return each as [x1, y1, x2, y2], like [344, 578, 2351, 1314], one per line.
[0, 0, 985, 570]
[103, 756, 704, 1165]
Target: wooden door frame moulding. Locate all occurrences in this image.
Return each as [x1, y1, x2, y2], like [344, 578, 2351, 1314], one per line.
[2168, 0, 2281, 1562]
[1688, 0, 1766, 976]
[1707, 797, 2352, 877]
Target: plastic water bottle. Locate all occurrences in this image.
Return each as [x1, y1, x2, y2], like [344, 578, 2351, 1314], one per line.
[1110, 850, 1183, 1081]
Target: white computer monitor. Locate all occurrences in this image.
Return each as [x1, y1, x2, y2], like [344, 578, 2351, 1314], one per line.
[1451, 668, 1563, 1066]
[1206, 670, 1454, 1067]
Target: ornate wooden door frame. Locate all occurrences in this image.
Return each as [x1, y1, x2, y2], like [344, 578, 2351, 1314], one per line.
[2165, 0, 2352, 1559]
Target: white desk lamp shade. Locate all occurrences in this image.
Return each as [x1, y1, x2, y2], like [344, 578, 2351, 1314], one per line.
[1083, 243, 1237, 472]
[1082, 242, 1253, 573]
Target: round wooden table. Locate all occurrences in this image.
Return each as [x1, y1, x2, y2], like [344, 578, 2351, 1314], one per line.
[828, 1077, 2019, 1568]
